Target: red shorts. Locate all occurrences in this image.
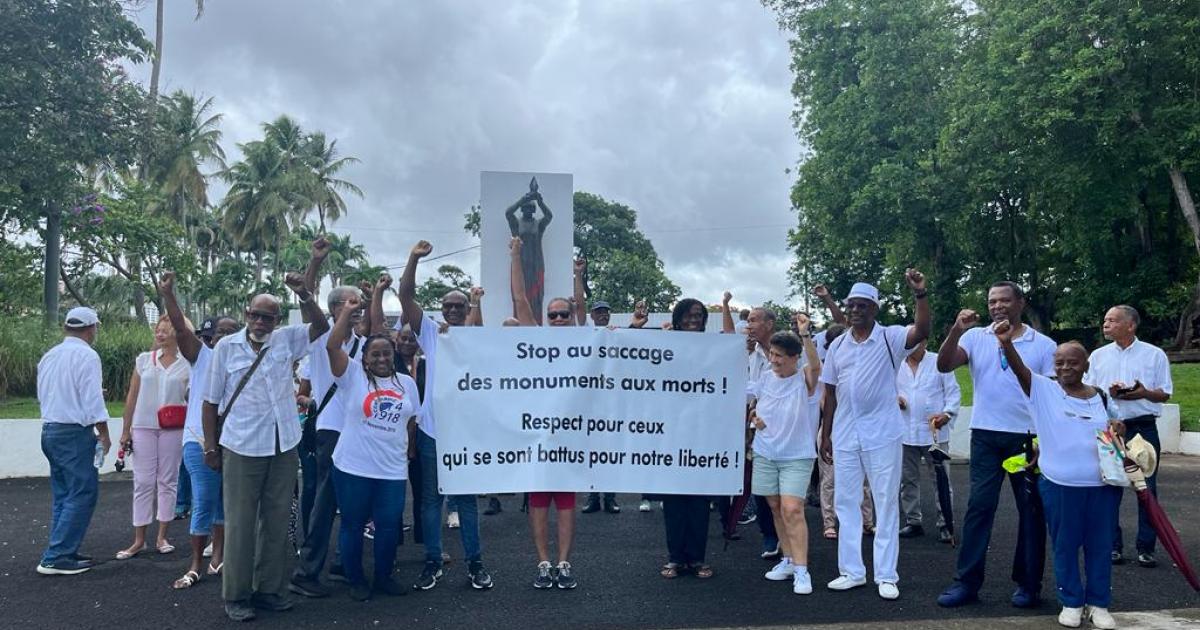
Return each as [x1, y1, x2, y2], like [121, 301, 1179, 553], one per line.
[527, 492, 576, 510]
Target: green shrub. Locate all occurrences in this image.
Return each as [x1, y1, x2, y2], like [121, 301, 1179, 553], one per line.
[0, 317, 153, 402]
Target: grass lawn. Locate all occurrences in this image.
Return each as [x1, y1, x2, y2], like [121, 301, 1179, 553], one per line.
[955, 365, 1200, 432]
[0, 398, 123, 420]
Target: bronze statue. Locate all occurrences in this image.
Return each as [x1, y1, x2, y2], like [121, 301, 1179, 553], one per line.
[505, 177, 553, 324]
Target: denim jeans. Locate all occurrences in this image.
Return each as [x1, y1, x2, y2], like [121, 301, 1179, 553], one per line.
[1114, 417, 1160, 554]
[953, 429, 1046, 593]
[40, 423, 100, 565]
[417, 431, 481, 563]
[175, 457, 192, 514]
[182, 442, 223, 536]
[1041, 478, 1120, 608]
[332, 466, 406, 585]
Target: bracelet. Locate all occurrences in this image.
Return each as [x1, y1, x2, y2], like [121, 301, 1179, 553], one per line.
[470, 302, 480, 308]
[204, 447, 218, 455]
[913, 290, 928, 299]
[298, 292, 312, 304]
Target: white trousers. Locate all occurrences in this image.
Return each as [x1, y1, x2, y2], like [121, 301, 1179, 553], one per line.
[833, 439, 902, 583]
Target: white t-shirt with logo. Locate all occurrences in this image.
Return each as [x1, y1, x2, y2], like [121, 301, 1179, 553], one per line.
[331, 360, 420, 481]
[1027, 374, 1115, 488]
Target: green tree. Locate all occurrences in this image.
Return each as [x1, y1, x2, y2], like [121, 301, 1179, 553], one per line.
[147, 91, 226, 235]
[415, 265, 474, 310]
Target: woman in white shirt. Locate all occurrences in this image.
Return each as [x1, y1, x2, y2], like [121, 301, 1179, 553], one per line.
[995, 320, 1122, 630]
[328, 291, 420, 602]
[749, 315, 821, 595]
[116, 315, 191, 559]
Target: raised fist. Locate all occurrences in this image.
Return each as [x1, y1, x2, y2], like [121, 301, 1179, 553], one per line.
[411, 240, 433, 259]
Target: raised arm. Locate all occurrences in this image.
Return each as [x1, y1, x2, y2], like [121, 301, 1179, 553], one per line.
[327, 293, 363, 378]
[937, 309, 977, 372]
[303, 235, 333, 296]
[535, 194, 553, 230]
[468, 287, 485, 326]
[505, 194, 530, 237]
[369, 273, 392, 336]
[721, 291, 735, 333]
[994, 320, 1031, 396]
[157, 271, 201, 363]
[795, 313, 822, 394]
[573, 258, 587, 325]
[510, 237, 537, 326]
[398, 240, 432, 335]
[285, 272, 329, 342]
[629, 300, 649, 329]
[904, 268, 931, 349]
[812, 284, 847, 325]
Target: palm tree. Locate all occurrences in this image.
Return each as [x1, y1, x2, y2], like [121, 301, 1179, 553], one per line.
[150, 92, 226, 238]
[219, 140, 293, 282]
[300, 132, 362, 231]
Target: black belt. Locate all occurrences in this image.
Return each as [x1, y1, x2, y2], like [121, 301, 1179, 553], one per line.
[1121, 414, 1157, 425]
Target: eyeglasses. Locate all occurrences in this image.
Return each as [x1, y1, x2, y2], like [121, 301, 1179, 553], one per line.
[547, 310, 572, 320]
[443, 303, 467, 310]
[247, 311, 279, 323]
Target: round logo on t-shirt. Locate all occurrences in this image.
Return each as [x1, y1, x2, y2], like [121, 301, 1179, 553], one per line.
[362, 388, 408, 425]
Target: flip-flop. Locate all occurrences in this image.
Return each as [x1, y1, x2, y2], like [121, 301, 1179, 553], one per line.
[115, 545, 145, 560]
[173, 570, 201, 589]
[157, 542, 176, 554]
[693, 564, 715, 579]
[823, 528, 838, 540]
[660, 563, 681, 579]
[207, 562, 223, 576]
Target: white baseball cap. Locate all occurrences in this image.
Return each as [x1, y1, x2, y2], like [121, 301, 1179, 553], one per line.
[64, 306, 100, 328]
[845, 282, 880, 306]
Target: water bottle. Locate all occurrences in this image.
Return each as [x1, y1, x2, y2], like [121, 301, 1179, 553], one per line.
[114, 447, 127, 472]
[93, 441, 105, 469]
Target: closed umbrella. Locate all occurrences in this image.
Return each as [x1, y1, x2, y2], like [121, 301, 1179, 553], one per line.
[1122, 435, 1200, 592]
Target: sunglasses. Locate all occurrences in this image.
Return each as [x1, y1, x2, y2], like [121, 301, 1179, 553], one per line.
[247, 311, 279, 323]
[547, 310, 572, 321]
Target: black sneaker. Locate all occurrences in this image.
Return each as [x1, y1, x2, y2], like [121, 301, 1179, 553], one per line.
[603, 496, 621, 514]
[348, 582, 371, 602]
[938, 527, 953, 544]
[413, 561, 443, 590]
[555, 561, 577, 589]
[224, 600, 256, 622]
[484, 497, 502, 515]
[581, 496, 601, 514]
[374, 575, 407, 596]
[468, 560, 495, 590]
[328, 563, 348, 583]
[250, 592, 294, 611]
[289, 575, 330, 598]
[533, 561, 554, 589]
[1138, 552, 1158, 568]
[1111, 550, 1126, 565]
[36, 558, 94, 576]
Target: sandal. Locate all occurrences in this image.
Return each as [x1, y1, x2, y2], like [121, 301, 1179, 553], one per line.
[207, 562, 223, 576]
[172, 570, 201, 589]
[823, 528, 837, 540]
[157, 542, 176, 554]
[660, 563, 681, 579]
[693, 564, 715, 579]
[115, 544, 145, 560]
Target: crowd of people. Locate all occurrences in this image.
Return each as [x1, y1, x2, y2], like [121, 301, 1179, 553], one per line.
[33, 236, 1173, 629]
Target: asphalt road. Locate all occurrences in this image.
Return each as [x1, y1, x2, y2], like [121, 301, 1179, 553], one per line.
[2, 459, 1198, 629]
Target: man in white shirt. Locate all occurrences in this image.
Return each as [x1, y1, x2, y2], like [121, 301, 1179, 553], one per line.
[397, 240, 495, 592]
[35, 307, 111, 576]
[897, 346, 961, 542]
[202, 264, 329, 622]
[819, 271, 930, 601]
[934, 281, 1058, 609]
[1084, 305, 1172, 569]
[291, 282, 368, 598]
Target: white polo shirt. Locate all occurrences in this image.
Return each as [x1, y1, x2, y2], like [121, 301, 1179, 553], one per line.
[37, 337, 109, 426]
[1084, 338, 1173, 420]
[1028, 374, 1114, 487]
[204, 325, 312, 457]
[820, 323, 917, 452]
[959, 325, 1056, 434]
[898, 351, 962, 446]
[306, 328, 364, 433]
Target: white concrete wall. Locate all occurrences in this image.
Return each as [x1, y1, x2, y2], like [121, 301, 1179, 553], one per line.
[0, 405, 1191, 477]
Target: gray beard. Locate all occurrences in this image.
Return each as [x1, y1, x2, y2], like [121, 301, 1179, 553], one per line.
[248, 331, 272, 344]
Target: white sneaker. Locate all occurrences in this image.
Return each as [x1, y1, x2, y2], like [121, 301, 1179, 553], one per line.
[792, 569, 813, 595]
[202, 542, 213, 558]
[765, 558, 795, 581]
[1085, 606, 1116, 630]
[638, 500, 652, 512]
[878, 581, 899, 600]
[1058, 606, 1083, 628]
[447, 511, 460, 529]
[827, 575, 867, 591]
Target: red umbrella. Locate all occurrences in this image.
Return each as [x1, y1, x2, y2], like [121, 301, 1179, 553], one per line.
[1121, 436, 1200, 592]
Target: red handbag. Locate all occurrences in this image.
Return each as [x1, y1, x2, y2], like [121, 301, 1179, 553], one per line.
[158, 405, 187, 430]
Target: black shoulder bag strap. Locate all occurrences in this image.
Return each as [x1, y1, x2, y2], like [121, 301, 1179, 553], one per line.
[314, 336, 361, 418]
[217, 345, 270, 428]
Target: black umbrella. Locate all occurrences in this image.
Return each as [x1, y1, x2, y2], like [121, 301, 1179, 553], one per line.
[927, 444, 956, 547]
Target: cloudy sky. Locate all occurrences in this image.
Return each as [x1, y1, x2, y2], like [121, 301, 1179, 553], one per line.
[128, 0, 803, 310]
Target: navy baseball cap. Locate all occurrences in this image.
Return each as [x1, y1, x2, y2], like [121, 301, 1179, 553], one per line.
[197, 317, 219, 338]
[590, 301, 611, 312]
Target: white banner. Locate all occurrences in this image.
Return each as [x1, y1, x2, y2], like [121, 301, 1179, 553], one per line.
[431, 326, 747, 495]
